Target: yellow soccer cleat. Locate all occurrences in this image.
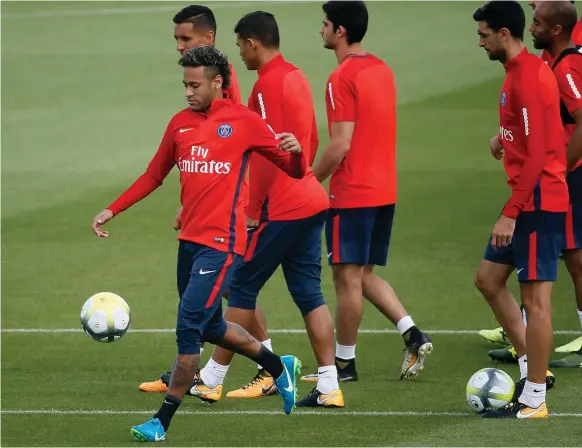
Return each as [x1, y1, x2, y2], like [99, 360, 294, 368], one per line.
[139, 379, 168, 393]
[226, 372, 277, 398]
[482, 401, 548, 419]
[554, 336, 582, 354]
[479, 327, 511, 345]
[189, 378, 223, 404]
[296, 387, 344, 408]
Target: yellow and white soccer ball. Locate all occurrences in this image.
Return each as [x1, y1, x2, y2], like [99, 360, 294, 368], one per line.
[466, 368, 515, 413]
[80, 292, 131, 342]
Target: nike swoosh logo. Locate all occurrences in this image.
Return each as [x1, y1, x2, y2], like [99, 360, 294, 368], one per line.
[262, 384, 275, 395]
[179, 128, 194, 133]
[199, 269, 217, 275]
[517, 268, 524, 274]
[317, 393, 338, 405]
[154, 433, 165, 441]
[517, 404, 546, 418]
[282, 364, 294, 393]
[533, 389, 543, 393]
[327, 252, 332, 258]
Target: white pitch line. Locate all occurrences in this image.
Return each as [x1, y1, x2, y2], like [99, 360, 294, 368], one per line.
[1, 409, 581, 418]
[2, 328, 582, 335]
[1, 3, 266, 19]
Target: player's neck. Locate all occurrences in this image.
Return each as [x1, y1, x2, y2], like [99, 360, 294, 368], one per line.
[257, 49, 281, 70]
[335, 43, 365, 64]
[549, 39, 576, 58]
[502, 41, 526, 65]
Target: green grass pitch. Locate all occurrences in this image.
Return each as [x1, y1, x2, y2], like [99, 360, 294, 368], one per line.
[2, 1, 581, 446]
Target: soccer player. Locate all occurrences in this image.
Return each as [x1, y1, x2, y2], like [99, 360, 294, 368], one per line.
[91, 46, 304, 441]
[482, 0, 582, 369]
[472, 1, 569, 418]
[188, 11, 344, 407]
[138, 5, 278, 395]
[307, 0, 433, 383]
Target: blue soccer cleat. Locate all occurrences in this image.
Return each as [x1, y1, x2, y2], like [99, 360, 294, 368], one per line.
[274, 355, 301, 415]
[131, 418, 166, 442]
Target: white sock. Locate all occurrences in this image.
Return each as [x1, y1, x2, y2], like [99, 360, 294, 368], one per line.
[518, 355, 528, 380]
[257, 339, 273, 371]
[519, 380, 546, 408]
[336, 343, 356, 360]
[200, 358, 229, 389]
[396, 316, 415, 335]
[578, 309, 582, 329]
[200, 347, 204, 356]
[522, 307, 527, 327]
[316, 365, 339, 394]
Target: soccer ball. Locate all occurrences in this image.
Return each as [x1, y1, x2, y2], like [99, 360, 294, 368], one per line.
[80, 292, 131, 342]
[466, 368, 515, 413]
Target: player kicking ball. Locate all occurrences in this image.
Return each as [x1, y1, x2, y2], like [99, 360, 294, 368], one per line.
[472, 1, 569, 418]
[305, 0, 433, 383]
[92, 46, 304, 442]
[138, 5, 280, 398]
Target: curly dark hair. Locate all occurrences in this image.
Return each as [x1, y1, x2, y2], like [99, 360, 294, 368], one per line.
[178, 45, 231, 89]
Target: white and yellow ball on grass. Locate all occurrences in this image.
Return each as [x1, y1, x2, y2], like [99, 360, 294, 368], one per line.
[80, 292, 131, 342]
[466, 368, 515, 413]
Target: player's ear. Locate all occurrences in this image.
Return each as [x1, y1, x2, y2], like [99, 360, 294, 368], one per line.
[204, 30, 215, 45]
[498, 27, 510, 41]
[552, 24, 563, 37]
[213, 75, 223, 90]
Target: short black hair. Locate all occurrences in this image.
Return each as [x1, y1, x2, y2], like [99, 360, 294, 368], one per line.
[322, 1, 368, 45]
[473, 1, 525, 40]
[234, 11, 280, 48]
[173, 5, 217, 33]
[179, 45, 231, 89]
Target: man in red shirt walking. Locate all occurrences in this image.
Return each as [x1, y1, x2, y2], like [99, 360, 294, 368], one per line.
[310, 1, 433, 383]
[92, 46, 305, 441]
[188, 11, 343, 408]
[473, 1, 569, 418]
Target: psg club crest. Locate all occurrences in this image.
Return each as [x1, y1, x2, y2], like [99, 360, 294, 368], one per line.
[217, 124, 233, 138]
[500, 91, 507, 107]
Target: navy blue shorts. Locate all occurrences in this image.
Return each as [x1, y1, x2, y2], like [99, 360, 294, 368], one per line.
[325, 205, 395, 266]
[176, 241, 241, 355]
[566, 166, 582, 251]
[228, 210, 327, 317]
[484, 211, 566, 282]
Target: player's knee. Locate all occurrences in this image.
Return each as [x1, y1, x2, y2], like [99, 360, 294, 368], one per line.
[565, 250, 582, 278]
[332, 265, 363, 292]
[201, 321, 227, 345]
[474, 270, 502, 296]
[176, 328, 202, 355]
[292, 293, 326, 317]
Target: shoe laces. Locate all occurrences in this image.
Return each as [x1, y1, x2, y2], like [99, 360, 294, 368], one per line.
[241, 373, 263, 390]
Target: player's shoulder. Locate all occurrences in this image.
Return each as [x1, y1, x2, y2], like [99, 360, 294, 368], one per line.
[229, 103, 261, 123]
[167, 107, 196, 128]
[554, 48, 582, 74]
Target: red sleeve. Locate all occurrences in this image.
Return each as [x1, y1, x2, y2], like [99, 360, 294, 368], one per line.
[555, 59, 582, 115]
[327, 71, 356, 122]
[108, 121, 176, 215]
[309, 115, 319, 167]
[246, 111, 306, 180]
[502, 67, 550, 219]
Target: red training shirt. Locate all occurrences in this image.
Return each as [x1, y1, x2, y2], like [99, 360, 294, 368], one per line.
[497, 49, 568, 219]
[246, 54, 328, 222]
[541, 20, 582, 64]
[107, 100, 307, 256]
[325, 53, 397, 209]
[551, 48, 582, 171]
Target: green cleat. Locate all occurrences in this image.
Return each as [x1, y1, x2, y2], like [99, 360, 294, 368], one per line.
[479, 327, 511, 345]
[550, 351, 582, 368]
[489, 345, 518, 363]
[554, 336, 582, 354]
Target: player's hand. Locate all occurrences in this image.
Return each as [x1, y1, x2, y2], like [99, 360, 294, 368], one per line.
[92, 209, 114, 238]
[277, 133, 302, 153]
[246, 216, 259, 228]
[490, 135, 504, 160]
[491, 215, 515, 250]
[174, 206, 183, 231]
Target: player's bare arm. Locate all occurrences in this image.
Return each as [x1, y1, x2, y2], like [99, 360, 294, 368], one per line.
[313, 121, 354, 182]
[567, 108, 582, 169]
[490, 134, 504, 159]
